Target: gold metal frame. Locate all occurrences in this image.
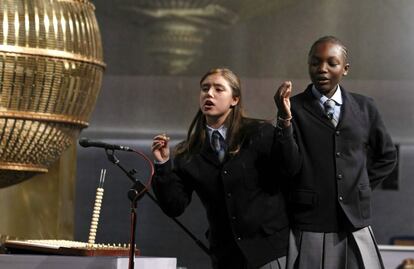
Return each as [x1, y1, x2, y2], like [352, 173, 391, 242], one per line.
[0, 0, 104, 187]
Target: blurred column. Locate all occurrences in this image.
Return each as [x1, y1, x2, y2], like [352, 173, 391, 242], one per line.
[0, 141, 76, 239]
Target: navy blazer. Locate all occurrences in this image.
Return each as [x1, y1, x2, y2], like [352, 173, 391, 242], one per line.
[277, 85, 397, 232]
[152, 119, 289, 268]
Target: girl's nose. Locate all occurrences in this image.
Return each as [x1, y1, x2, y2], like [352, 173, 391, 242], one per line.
[318, 62, 328, 72]
[207, 87, 214, 96]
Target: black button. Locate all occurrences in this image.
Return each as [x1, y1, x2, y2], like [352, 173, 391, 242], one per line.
[337, 174, 343, 180]
[335, 131, 340, 136]
[336, 152, 341, 157]
[339, 196, 343, 201]
[223, 170, 228, 175]
[236, 237, 242, 241]
[231, 216, 237, 220]
[227, 193, 232, 198]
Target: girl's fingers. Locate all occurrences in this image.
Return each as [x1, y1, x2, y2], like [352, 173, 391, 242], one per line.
[153, 134, 170, 141]
[277, 81, 290, 96]
[282, 85, 292, 99]
[152, 141, 165, 150]
[282, 81, 292, 96]
[153, 136, 169, 149]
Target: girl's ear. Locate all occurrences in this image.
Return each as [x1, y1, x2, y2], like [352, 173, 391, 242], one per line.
[343, 63, 350, 76]
[231, 96, 239, 107]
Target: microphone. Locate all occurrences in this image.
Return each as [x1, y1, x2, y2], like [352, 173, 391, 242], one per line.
[79, 137, 132, 151]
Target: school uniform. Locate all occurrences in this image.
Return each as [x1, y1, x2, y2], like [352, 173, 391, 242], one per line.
[277, 85, 397, 268]
[152, 119, 290, 269]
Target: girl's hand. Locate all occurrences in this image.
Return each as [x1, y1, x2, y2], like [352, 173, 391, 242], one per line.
[151, 134, 170, 162]
[274, 81, 293, 119]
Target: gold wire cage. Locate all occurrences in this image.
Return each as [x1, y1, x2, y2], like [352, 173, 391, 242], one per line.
[0, 0, 105, 187]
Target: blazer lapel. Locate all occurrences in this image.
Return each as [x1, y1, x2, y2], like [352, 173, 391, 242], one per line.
[337, 86, 363, 129]
[302, 85, 335, 129]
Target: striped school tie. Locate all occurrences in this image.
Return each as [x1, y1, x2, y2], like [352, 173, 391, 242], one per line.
[324, 99, 338, 127]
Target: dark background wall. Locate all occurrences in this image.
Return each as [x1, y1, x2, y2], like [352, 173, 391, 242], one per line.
[74, 1, 414, 268]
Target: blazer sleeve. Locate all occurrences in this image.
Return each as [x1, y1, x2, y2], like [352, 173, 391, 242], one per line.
[366, 99, 397, 189]
[151, 157, 194, 217]
[249, 122, 301, 175]
[274, 121, 302, 178]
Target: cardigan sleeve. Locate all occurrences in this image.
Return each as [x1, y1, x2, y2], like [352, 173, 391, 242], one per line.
[274, 120, 303, 178]
[366, 100, 397, 189]
[151, 157, 194, 217]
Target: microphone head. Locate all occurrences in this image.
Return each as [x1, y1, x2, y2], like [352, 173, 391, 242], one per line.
[78, 137, 90, 147]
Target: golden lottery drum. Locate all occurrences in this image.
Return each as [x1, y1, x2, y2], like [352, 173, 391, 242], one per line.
[0, 0, 105, 187]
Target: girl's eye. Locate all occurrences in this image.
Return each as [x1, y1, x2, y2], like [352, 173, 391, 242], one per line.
[309, 59, 320, 66]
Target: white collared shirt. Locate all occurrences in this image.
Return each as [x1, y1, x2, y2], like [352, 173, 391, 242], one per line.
[206, 124, 227, 144]
[312, 85, 343, 123]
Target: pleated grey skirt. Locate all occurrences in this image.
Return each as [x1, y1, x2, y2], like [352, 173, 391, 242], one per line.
[287, 226, 384, 269]
[256, 256, 286, 269]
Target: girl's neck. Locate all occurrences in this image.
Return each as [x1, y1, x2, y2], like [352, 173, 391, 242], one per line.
[205, 110, 231, 129]
[321, 85, 339, 99]
[326, 89, 336, 98]
[206, 118, 225, 129]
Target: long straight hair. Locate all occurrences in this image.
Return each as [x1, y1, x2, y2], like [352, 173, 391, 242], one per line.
[175, 68, 246, 158]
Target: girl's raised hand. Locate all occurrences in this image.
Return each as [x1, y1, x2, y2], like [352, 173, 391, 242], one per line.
[274, 81, 292, 119]
[151, 134, 170, 162]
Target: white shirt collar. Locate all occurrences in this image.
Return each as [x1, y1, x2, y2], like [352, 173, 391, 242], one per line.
[206, 124, 227, 141]
[312, 84, 343, 105]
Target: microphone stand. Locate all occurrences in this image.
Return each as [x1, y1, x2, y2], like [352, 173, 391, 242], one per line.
[104, 149, 210, 269]
[105, 150, 141, 269]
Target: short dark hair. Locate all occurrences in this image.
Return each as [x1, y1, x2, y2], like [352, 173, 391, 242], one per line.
[308, 36, 348, 62]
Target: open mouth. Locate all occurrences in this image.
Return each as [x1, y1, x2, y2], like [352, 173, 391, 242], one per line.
[203, 100, 214, 109]
[316, 77, 329, 84]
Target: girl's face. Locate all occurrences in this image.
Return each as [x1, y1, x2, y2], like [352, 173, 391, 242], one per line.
[199, 73, 239, 127]
[308, 42, 349, 96]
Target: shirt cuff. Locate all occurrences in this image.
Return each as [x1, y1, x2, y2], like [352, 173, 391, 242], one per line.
[154, 158, 169, 165]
